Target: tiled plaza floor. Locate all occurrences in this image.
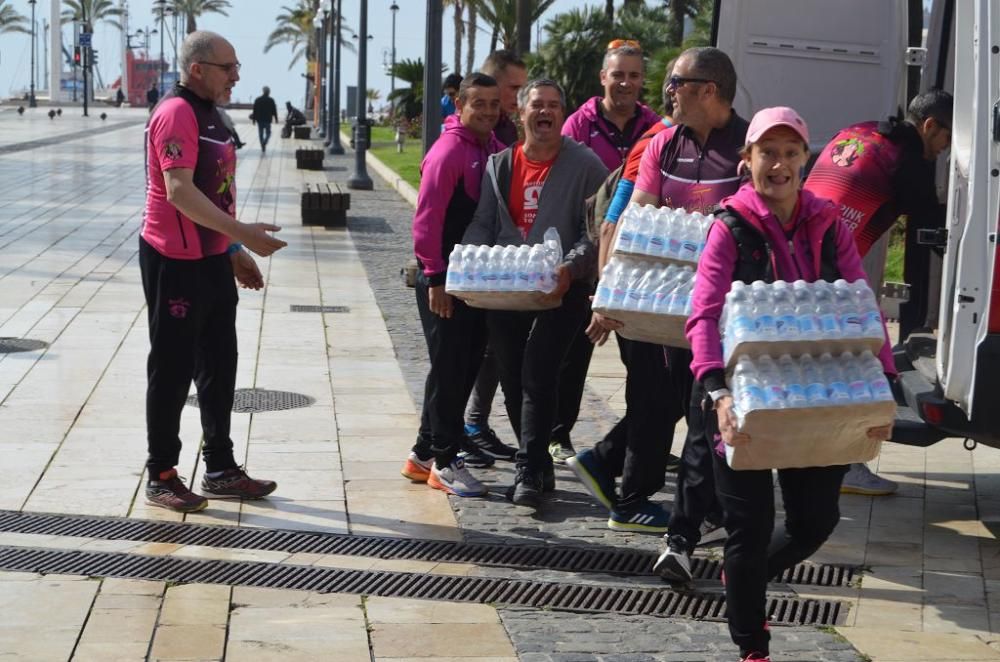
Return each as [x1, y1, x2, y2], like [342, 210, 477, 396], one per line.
[0, 105, 998, 661]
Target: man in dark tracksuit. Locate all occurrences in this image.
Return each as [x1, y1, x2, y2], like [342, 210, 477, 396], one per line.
[141, 31, 286, 513]
[251, 86, 279, 153]
[399, 73, 504, 497]
[462, 79, 608, 510]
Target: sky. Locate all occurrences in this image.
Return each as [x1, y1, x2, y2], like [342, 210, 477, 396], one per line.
[0, 0, 586, 107]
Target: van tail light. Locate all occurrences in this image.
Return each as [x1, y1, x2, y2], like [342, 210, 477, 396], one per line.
[922, 401, 946, 426]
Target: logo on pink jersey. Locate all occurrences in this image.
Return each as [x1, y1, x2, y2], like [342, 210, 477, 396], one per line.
[831, 138, 864, 168]
[168, 298, 191, 319]
[165, 141, 183, 159]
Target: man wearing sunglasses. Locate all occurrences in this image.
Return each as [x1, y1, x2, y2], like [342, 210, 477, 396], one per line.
[140, 31, 286, 513]
[803, 89, 953, 497]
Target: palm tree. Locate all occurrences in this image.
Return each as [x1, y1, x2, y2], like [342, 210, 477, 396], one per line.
[0, 0, 29, 35]
[388, 58, 425, 120]
[478, 0, 556, 52]
[169, 0, 231, 35]
[445, 0, 465, 76]
[465, 0, 478, 75]
[61, 0, 123, 30]
[265, 0, 352, 70]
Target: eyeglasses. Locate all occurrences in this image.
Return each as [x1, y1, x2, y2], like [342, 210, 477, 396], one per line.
[198, 61, 242, 74]
[607, 39, 641, 51]
[667, 75, 714, 90]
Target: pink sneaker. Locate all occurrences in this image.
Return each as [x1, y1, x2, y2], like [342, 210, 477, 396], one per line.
[740, 653, 770, 662]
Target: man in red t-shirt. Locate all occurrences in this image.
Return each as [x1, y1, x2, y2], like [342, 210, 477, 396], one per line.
[141, 31, 286, 513]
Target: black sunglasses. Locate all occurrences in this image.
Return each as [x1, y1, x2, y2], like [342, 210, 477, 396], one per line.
[667, 75, 715, 90]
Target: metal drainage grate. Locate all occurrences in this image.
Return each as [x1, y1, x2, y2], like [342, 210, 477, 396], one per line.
[0, 546, 847, 626]
[185, 388, 315, 413]
[0, 337, 48, 354]
[290, 304, 351, 313]
[0, 511, 855, 588]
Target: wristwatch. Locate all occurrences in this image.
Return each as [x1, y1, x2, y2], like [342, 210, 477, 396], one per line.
[708, 388, 732, 405]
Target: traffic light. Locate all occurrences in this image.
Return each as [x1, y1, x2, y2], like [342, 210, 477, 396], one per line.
[90, 49, 98, 67]
[73, 46, 81, 66]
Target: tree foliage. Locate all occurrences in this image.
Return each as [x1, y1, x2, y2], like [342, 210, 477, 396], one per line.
[0, 0, 29, 35]
[264, 0, 352, 71]
[477, 0, 556, 52]
[168, 0, 231, 35]
[61, 0, 123, 30]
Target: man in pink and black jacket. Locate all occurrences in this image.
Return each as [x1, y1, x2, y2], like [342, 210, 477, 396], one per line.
[400, 73, 505, 498]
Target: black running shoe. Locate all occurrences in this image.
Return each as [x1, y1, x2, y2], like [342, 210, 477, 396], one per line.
[466, 427, 517, 460]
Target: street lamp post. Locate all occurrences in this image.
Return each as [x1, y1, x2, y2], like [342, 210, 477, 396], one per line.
[422, 0, 443, 154]
[328, 0, 344, 155]
[28, 0, 37, 108]
[314, 13, 325, 138]
[347, 0, 373, 190]
[390, 1, 398, 114]
[156, 0, 166, 94]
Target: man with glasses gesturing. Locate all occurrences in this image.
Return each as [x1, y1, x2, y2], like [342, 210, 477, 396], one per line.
[140, 31, 286, 513]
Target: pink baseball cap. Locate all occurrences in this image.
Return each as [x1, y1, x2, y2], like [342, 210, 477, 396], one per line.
[745, 106, 810, 145]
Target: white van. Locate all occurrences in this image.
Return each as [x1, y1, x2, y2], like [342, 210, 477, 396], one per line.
[714, 0, 1000, 448]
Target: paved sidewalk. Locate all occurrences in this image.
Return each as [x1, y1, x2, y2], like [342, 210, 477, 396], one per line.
[0, 107, 998, 661]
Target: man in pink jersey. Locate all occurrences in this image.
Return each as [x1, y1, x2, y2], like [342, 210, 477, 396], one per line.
[140, 31, 286, 513]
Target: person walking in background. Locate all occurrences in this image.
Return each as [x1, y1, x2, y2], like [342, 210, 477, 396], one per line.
[685, 106, 894, 662]
[400, 73, 505, 497]
[441, 73, 464, 118]
[804, 89, 953, 496]
[146, 82, 160, 112]
[140, 31, 286, 513]
[462, 79, 608, 510]
[251, 85, 279, 153]
[461, 50, 529, 464]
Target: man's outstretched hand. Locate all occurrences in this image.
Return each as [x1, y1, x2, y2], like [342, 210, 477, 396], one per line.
[231, 250, 264, 290]
[238, 223, 287, 257]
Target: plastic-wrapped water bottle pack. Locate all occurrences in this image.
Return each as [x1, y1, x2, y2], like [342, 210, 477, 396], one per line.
[613, 203, 714, 263]
[445, 227, 563, 294]
[731, 350, 893, 417]
[593, 256, 696, 316]
[721, 278, 883, 358]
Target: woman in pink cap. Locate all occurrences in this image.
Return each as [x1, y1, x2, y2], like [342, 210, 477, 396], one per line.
[685, 106, 895, 662]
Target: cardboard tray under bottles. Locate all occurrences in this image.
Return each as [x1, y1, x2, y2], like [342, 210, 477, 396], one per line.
[592, 305, 690, 348]
[726, 399, 896, 471]
[613, 247, 698, 269]
[723, 335, 885, 370]
[449, 290, 560, 311]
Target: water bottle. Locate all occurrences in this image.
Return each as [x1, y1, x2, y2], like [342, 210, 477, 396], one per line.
[638, 267, 664, 313]
[800, 355, 830, 405]
[733, 355, 766, 413]
[512, 246, 531, 291]
[819, 352, 851, 403]
[668, 272, 694, 315]
[622, 262, 646, 311]
[778, 354, 808, 407]
[528, 245, 548, 291]
[833, 279, 863, 337]
[665, 210, 683, 258]
[616, 207, 636, 253]
[750, 280, 777, 339]
[610, 260, 629, 310]
[772, 281, 800, 339]
[698, 214, 714, 257]
[813, 281, 840, 339]
[593, 263, 616, 308]
[648, 208, 669, 257]
[792, 280, 819, 339]
[726, 281, 755, 343]
[841, 352, 873, 402]
[446, 245, 463, 291]
[860, 350, 893, 401]
[757, 354, 788, 408]
[851, 280, 884, 337]
[543, 226, 563, 264]
[633, 206, 654, 254]
[473, 245, 491, 290]
[652, 265, 679, 313]
[678, 214, 700, 262]
[498, 246, 517, 290]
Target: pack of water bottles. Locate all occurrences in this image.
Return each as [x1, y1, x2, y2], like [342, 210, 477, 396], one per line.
[590, 255, 693, 347]
[613, 203, 714, 265]
[445, 228, 563, 310]
[721, 278, 885, 365]
[731, 350, 893, 417]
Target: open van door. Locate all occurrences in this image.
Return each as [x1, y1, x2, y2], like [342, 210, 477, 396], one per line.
[904, 0, 1000, 447]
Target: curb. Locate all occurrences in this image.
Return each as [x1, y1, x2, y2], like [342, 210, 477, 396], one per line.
[341, 131, 418, 208]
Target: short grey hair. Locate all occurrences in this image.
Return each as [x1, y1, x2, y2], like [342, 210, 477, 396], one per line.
[517, 78, 566, 111]
[602, 45, 643, 72]
[179, 31, 224, 82]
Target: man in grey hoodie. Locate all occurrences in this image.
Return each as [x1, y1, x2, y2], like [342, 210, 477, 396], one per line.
[462, 79, 609, 509]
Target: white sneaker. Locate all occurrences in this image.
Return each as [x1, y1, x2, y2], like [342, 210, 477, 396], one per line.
[840, 462, 898, 496]
[653, 536, 693, 583]
[428, 457, 488, 497]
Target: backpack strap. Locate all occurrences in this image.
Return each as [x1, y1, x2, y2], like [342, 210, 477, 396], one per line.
[818, 222, 842, 282]
[716, 206, 773, 284]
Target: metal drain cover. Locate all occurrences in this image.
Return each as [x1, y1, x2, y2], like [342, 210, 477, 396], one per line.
[0, 337, 48, 353]
[186, 388, 315, 413]
[290, 305, 350, 313]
